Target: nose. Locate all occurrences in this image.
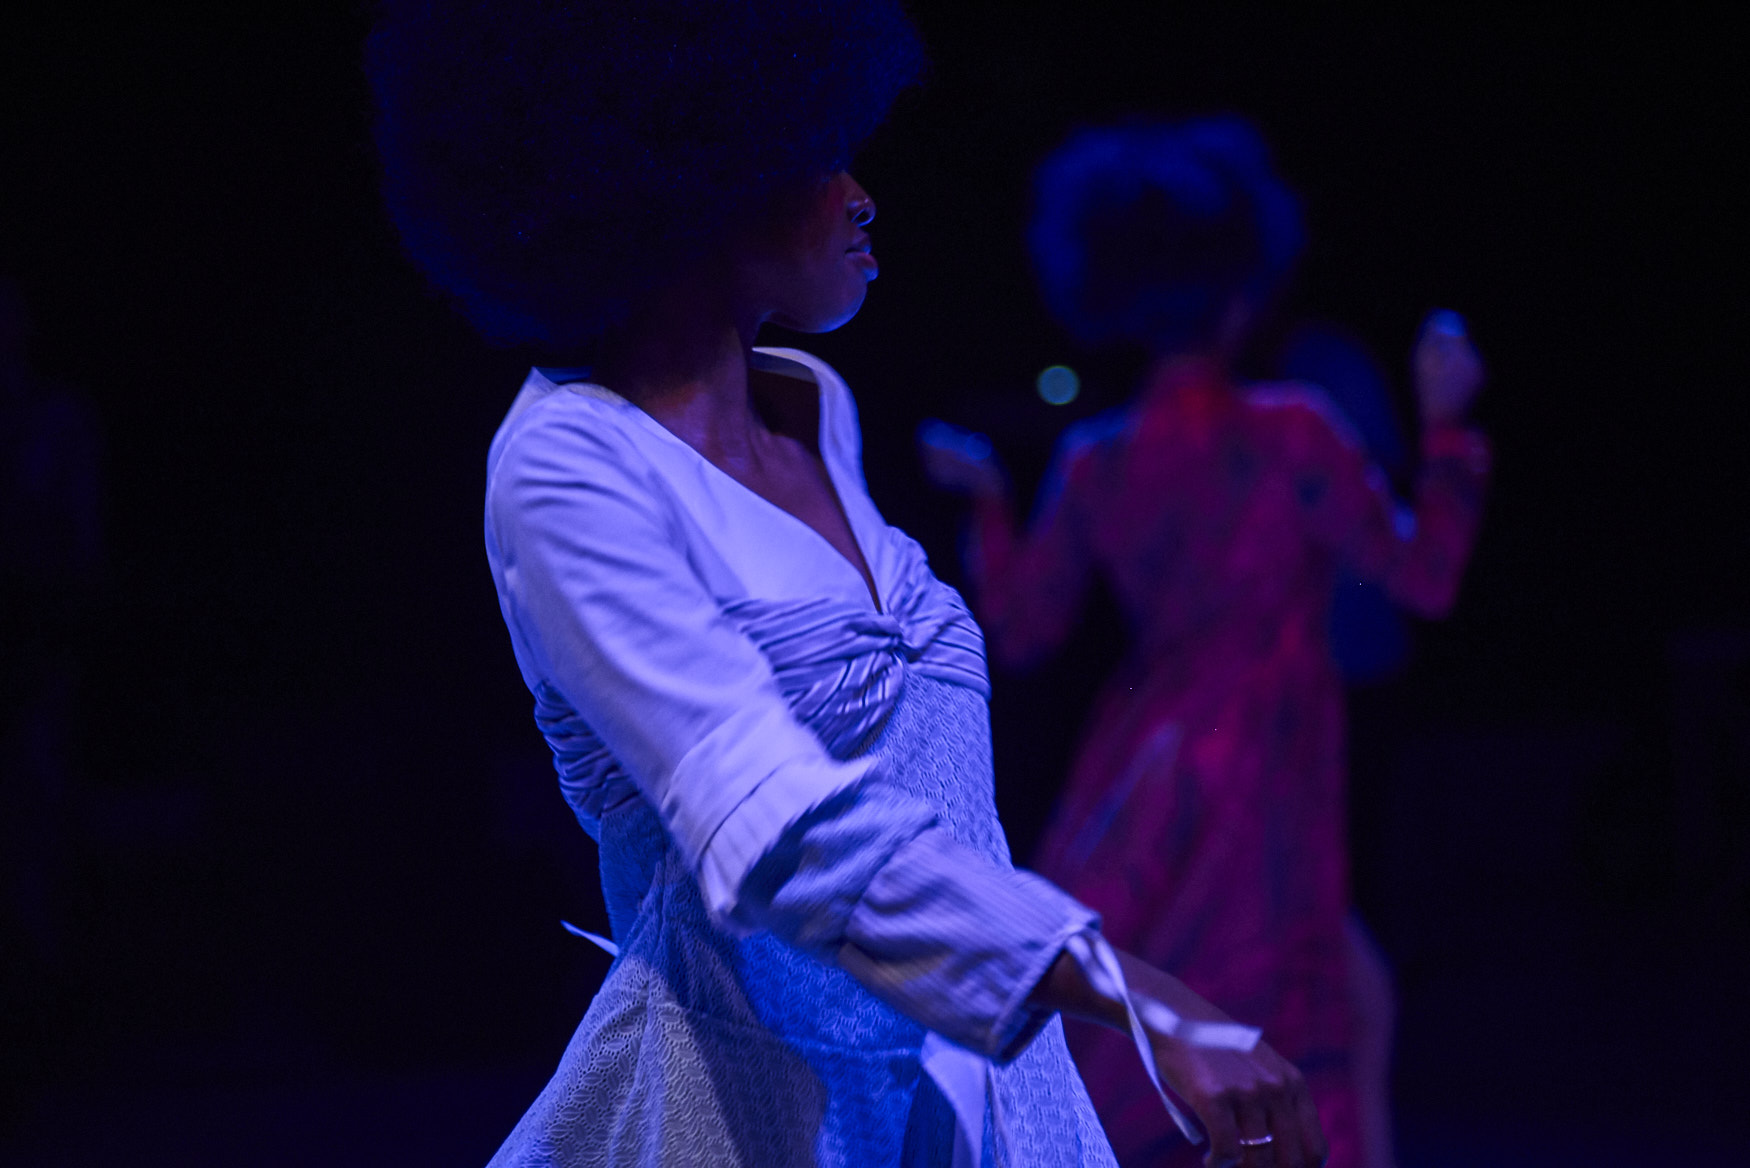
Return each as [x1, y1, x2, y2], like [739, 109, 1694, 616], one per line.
[845, 183, 876, 228]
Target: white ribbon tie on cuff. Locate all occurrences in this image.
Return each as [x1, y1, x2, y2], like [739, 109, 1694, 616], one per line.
[561, 918, 621, 957]
[1063, 930, 1261, 1146]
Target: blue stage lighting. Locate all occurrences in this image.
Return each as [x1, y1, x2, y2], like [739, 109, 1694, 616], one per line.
[1037, 364, 1080, 405]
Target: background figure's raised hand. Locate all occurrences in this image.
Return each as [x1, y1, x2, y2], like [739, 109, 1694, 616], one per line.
[918, 418, 1006, 500]
[1413, 309, 1485, 428]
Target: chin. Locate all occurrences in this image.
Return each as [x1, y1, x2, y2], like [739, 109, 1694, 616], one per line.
[824, 292, 868, 331]
[777, 289, 868, 334]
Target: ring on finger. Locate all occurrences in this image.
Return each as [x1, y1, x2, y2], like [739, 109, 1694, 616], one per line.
[1238, 1134, 1274, 1148]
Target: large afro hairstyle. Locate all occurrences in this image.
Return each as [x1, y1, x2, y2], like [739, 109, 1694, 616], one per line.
[1027, 116, 1304, 354]
[366, 0, 924, 351]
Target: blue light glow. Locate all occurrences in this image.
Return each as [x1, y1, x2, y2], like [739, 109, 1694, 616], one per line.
[1037, 364, 1081, 405]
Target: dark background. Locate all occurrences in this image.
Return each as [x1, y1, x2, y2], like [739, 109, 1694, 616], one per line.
[2, 5, 1746, 1165]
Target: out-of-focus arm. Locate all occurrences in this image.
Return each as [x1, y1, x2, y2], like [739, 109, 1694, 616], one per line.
[966, 435, 1098, 671]
[1271, 391, 1490, 618]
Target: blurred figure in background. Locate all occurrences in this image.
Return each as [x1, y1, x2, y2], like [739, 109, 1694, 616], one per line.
[922, 119, 1490, 1167]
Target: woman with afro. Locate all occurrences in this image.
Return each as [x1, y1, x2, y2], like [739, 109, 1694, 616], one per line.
[368, 4, 1327, 1167]
[922, 118, 1490, 1168]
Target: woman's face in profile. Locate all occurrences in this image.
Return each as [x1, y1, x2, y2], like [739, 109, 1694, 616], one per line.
[738, 171, 878, 334]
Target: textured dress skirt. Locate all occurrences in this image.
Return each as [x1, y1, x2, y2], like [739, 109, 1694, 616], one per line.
[487, 675, 1115, 1167]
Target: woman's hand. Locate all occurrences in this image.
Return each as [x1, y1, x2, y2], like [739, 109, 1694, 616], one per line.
[1413, 309, 1484, 429]
[918, 419, 1006, 500]
[1133, 964, 1325, 1167]
[1032, 945, 1328, 1168]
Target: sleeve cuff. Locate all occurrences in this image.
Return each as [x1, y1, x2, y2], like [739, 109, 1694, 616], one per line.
[839, 828, 1099, 1062]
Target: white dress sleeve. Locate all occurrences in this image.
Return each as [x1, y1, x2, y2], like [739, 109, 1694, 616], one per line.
[487, 397, 884, 920]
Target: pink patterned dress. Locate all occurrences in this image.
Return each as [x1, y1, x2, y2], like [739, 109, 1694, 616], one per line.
[966, 357, 1489, 1166]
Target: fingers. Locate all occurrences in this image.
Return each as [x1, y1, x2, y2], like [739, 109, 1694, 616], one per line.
[1423, 308, 1467, 340]
[1153, 1024, 1326, 1168]
[1263, 1053, 1327, 1168]
[1193, 1053, 1324, 1168]
[916, 419, 992, 462]
[1260, 1088, 1311, 1168]
[1416, 323, 1478, 378]
[917, 419, 1004, 496]
[1197, 1087, 1280, 1168]
[1197, 1085, 1243, 1168]
[917, 418, 955, 450]
[1413, 309, 1484, 425]
[1233, 1092, 1278, 1168]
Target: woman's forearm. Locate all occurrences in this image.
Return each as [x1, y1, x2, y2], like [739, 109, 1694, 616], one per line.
[1029, 945, 1129, 1029]
[1028, 940, 1240, 1035]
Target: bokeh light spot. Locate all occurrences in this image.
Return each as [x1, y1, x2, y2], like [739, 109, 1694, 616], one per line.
[1036, 364, 1081, 405]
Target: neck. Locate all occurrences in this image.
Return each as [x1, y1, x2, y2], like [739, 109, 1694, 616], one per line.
[594, 271, 768, 460]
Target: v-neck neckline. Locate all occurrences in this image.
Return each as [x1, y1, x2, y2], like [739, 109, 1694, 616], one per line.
[550, 352, 884, 613]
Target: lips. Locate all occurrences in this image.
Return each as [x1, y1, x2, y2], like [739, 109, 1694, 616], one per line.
[846, 234, 877, 277]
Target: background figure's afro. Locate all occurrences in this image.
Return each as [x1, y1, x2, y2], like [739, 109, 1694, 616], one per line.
[366, 0, 924, 350]
[1027, 116, 1304, 354]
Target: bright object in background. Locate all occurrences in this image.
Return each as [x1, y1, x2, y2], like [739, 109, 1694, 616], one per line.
[1037, 364, 1080, 405]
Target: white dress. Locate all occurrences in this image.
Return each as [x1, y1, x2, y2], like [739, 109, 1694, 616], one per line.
[481, 348, 1118, 1166]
